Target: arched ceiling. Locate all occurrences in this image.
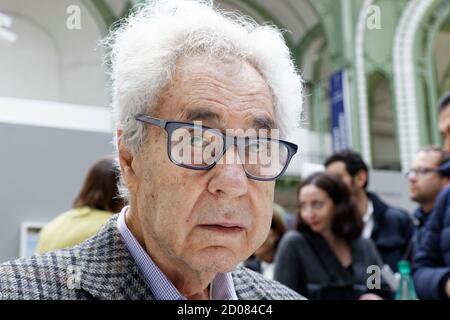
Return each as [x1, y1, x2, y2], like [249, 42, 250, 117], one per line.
[217, 0, 319, 46]
[88, 0, 320, 48]
[0, 0, 109, 105]
[2, 0, 320, 54]
[0, 0, 321, 107]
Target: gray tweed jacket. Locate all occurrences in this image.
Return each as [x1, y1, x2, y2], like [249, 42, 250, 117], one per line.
[0, 215, 303, 300]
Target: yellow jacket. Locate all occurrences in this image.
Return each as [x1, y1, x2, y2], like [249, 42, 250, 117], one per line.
[35, 206, 113, 254]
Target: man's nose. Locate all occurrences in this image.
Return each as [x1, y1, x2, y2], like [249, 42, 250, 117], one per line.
[408, 172, 417, 183]
[207, 146, 248, 198]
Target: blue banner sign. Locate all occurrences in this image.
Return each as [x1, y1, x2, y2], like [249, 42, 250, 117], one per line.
[330, 70, 349, 151]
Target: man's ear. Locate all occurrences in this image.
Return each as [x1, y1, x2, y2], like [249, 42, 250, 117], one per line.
[443, 177, 450, 187]
[354, 170, 368, 189]
[117, 129, 138, 194]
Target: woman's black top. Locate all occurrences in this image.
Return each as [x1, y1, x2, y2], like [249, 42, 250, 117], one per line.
[274, 230, 390, 300]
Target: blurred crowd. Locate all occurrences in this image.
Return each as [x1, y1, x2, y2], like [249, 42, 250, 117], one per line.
[254, 91, 450, 300]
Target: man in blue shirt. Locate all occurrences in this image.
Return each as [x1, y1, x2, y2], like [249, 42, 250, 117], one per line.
[413, 92, 450, 299]
[406, 146, 449, 256]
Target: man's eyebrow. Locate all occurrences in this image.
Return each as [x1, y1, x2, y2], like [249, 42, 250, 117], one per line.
[184, 108, 222, 123]
[252, 115, 277, 130]
[184, 108, 276, 130]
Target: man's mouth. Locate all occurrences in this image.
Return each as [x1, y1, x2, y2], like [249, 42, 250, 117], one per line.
[198, 223, 245, 233]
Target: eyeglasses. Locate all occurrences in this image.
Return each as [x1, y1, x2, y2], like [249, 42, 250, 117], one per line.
[134, 114, 298, 181]
[405, 167, 439, 178]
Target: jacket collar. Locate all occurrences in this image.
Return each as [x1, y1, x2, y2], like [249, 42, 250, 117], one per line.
[366, 192, 388, 238]
[76, 215, 154, 300]
[367, 192, 388, 217]
[413, 206, 430, 227]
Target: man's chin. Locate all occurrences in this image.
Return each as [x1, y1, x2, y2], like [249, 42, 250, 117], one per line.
[188, 247, 242, 273]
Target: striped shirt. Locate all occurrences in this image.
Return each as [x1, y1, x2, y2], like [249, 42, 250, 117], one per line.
[117, 206, 238, 300]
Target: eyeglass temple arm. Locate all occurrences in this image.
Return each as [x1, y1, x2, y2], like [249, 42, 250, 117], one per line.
[135, 114, 167, 129]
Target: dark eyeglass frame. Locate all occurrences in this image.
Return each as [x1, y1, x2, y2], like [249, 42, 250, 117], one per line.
[135, 113, 298, 181]
[405, 167, 439, 178]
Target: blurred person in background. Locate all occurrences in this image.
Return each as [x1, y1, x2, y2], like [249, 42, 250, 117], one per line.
[406, 146, 450, 256]
[35, 156, 124, 253]
[276, 202, 298, 230]
[413, 92, 450, 299]
[438, 92, 450, 152]
[244, 205, 287, 280]
[274, 172, 388, 300]
[325, 149, 414, 272]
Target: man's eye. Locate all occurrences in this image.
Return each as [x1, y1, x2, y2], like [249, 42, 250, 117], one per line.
[190, 136, 208, 147]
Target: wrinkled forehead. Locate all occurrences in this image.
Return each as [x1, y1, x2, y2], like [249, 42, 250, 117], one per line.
[154, 55, 277, 132]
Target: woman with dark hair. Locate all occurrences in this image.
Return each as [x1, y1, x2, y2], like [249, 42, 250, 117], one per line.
[35, 156, 124, 253]
[274, 172, 387, 300]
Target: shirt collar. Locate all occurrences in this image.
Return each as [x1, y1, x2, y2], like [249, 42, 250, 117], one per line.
[116, 206, 237, 300]
[363, 199, 374, 223]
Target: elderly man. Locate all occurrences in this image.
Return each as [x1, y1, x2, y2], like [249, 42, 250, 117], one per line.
[0, 0, 303, 300]
[413, 92, 450, 300]
[406, 146, 450, 255]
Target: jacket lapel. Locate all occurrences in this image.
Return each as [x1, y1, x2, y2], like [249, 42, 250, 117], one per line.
[77, 215, 154, 300]
[367, 192, 386, 241]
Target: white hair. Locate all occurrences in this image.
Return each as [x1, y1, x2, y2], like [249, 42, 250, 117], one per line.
[103, 0, 303, 200]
